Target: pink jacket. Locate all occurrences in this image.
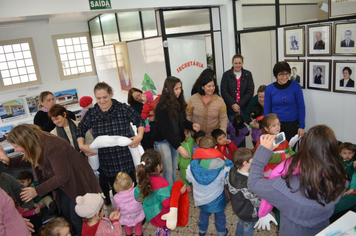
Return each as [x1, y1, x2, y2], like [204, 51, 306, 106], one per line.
[0, 188, 30, 236]
[113, 183, 145, 227]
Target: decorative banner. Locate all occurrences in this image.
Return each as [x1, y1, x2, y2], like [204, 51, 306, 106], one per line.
[89, 0, 111, 10]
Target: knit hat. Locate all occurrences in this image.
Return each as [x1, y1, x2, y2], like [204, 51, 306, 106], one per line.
[75, 193, 104, 218]
[79, 96, 93, 108]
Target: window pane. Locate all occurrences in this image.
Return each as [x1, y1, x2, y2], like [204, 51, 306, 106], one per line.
[81, 44, 89, 51]
[65, 38, 73, 45]
[69, 60, 77, 67]
[74, 45, 81, 52]
[60, 54, 68, 61]
[20, 75, 29, 82]
[71, 67, 78, 74]
[29, 73, 37, 81]
[89, 17, 104, 47]
[21, 43, 29, 51]
[27, 66, 35, 73]
[280, 2, 319, 25]
[6, 53, 14, 60]
[57, 39, 65, 46]
[18, 67, 27, 75]
[16, 60, 25, 67]
[163, 9, 210, 34]
[14, 52, 23, 59]
[68, 53, 75, 60]
[117, 12, 142, 41]
[82, 51, 90, 58]
[4, 45, 13, 53]
[3, 78, 12, 85]
[66, 46, 74, 53]
[23, 51, 31, 59]
[85, 65, 93, 72]
[80, 37, 87, 44]
[25, 59, 33, 66]
[8, 61, 16, 69]
[0, 62, 7, 70]
[12, 44, 21, 52]
[0, 46, 3, 54]
[141, 10, 158, 38]
[0, 54, 5, 62]
[72, 37, 80, 45]
[78, 66, 85, 73]
[10, 68, 19, 76]
[12, 76, 20, 84]
[101, 13, 120, 45]
[239, 5, 276, 29]
[1, 70, 10, 78]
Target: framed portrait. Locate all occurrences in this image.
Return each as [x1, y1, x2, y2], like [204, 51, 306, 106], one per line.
[333, 60, 356, 94]
[307, 60, 331, 91]
[329, 0, 356, 18]
[284, 26, 305, 57]
[284, 59, 306, 89]
[307, 24, 332, 56]
[114, 42, 133, 93]
[334, 21, 356, 56]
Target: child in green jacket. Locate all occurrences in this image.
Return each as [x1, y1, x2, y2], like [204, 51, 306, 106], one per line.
[177, 129, 194, 192]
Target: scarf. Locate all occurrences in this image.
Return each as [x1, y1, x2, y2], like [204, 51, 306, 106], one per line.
[55, 118, 81, 153]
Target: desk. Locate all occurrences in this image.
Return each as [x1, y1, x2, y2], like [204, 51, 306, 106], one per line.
[316, 211, 356, 235]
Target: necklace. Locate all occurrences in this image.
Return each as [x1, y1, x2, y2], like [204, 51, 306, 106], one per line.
[282, 95, 286, 103]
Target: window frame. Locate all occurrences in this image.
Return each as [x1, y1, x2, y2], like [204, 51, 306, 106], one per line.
[52, 32, 97, 81]
[0, 37, 42, 91]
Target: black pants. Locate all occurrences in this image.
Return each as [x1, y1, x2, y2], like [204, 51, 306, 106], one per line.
[58, 188, 83, 236]
[280, 119, 299, 142]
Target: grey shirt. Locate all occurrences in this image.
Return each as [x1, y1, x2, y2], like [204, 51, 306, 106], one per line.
[248, 146, 342, 236]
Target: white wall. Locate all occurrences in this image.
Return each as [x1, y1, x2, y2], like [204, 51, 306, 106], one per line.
[0, 22, 99, 127]
[277, 27, 356, 143]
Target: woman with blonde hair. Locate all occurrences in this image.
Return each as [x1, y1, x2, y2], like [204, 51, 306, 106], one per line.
[0, 124, 102, 236]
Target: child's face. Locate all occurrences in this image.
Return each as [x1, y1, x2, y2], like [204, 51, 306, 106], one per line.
[58, 226, 71, 236]
[196, 137, 202, 147]
[216, 134, 228, 146]
[340, 149, 355, 162]
[18, 178, 31, 187]
[184, 130, 189, 141]
[265, 119, 280, 135]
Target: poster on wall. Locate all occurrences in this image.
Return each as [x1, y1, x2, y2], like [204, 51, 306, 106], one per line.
[333, 60, 356, 94]
[0, 124, 14, 152]
[26, 96, 40, 116]
[329, 0, 356, 18]
[307, 60, 331, 91]
[334, 21, 356, 56]
[307, 24, 332, 56]
[0, 99, 26, 122]
[54, 89, 79, 109]
[114, 42, 133, 93]
[284, 26, 305, 57]
[285, 60, 305, 89]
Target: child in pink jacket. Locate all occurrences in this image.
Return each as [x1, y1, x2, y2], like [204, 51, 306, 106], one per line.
[113, 172, 145, 236]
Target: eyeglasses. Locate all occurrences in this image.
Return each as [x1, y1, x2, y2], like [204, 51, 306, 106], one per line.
[277, 73, 290, 78]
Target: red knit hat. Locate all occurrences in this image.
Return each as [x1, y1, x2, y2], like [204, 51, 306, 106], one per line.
[79, 96, 93, 108]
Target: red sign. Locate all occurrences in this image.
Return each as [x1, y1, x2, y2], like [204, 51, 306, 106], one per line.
[176, 60, 204, 73]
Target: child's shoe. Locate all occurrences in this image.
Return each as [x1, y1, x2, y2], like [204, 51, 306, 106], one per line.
[186, 186, 192, 192]
[48, 201, 57, 215]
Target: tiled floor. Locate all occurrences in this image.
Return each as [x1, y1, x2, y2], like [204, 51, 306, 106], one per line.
[106, 171, 278, 236]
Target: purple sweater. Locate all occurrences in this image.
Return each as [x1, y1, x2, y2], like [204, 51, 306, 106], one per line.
[227, 122, 249, 147]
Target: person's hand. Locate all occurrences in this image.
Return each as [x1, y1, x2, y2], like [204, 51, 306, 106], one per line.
[285, 153, 292, 159]
[254, 213, 278, 230]
[79, 144, 97, 157]
[250, 120, 259, 129]
[180, 185, 186, 194]
[260, 134, 279, 151]
[192, 123, 200, 132]
[342, 189, 354, 197]
[226, 139, 231, 144]
[178, 146, 190, 159]
[297, 128, 305, 137]
[109, 211, 121, 221]
[35, 204, 42, 214]
[23, 217, 34, 233]
[0, 145, 10, 165]
[20, 187, 37, 203]
[129, 134, 143, 148]
[231, 104, 240, 113]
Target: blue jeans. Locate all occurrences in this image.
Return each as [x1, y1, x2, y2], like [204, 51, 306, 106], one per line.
[198, 209, 227, 236]
[154, 139, 178, 185]
[235, 220, 255, 236]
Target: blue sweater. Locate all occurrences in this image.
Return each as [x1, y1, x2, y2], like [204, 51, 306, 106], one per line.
[264, 80, 305, 129]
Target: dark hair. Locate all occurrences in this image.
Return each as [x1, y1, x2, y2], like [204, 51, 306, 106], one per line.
[262, 113, 279, 134]
[48, 104, 69, 119]
[339, 142, 356, 153]
[127, 87, 143, 105]
[345, 30, 352, 35]
[211, 129, 226, 141]
[292, 67, 297, 71]
[232, 148, 254, 169]
[192, 68, 218, 95]
[155, 76, 186, 119]
[283, 125, 346, 206]
[94, 82, 113, 95]
[232, 114, 246, 137]
[257, 85, 266, 93]
[250, 103, 263, 119]
[40, 217, 72, 236]
[199, 136, 216, 149]
[316, 67, 322, 73]
[17, 170, 33, 181]
[193, 131, 206, 141]
[198, 75, 218, 95]
[136, 149, 162, 201]
[273, 62, 291, 78]
[342, 67, 352, 76]
[232, 54, 244, 63]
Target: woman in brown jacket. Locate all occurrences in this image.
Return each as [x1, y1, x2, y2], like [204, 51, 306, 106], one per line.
[0, 124, 102, 236]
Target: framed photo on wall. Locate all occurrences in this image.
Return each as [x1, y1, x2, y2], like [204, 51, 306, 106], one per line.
[334, 21, 356, 56]
[333, 60, 356, 94]
[114, 42, 133, 93]
[307, 24, 332, 56]
[329, 0, 356, 18]
[284, 59, 306, 89]
[284, 26, 305, 57]
[307, 60, 331, 91]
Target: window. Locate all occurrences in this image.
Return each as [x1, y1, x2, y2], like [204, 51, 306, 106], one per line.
[52, 32, 96, 80]
[0, 38, 42, 91]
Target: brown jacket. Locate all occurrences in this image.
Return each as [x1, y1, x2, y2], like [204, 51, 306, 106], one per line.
[8, 133, 102, 210]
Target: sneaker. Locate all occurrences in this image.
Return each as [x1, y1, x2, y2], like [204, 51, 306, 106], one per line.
[186, 186, 192, 192]
[48, 201, 57, 215]
[199, 233, 206, 236]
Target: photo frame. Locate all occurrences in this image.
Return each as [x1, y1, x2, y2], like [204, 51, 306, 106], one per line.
[334, 21, 356, 56]
[329, 0, 356, 19]
[285, 59, 306, 89]
[284, 26, 305, 57]
[307, 60, 331, 91]
[307, 24, 332, 56]
[0, 99, 26, 122]
[114, 42, 133, 93]
[53, 89, 79, 109]
[333, 60, 356, 94]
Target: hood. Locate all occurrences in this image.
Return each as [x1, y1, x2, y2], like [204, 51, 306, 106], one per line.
[228, 167, 248, 189]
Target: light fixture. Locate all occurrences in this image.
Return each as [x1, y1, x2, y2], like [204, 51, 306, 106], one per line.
[0, 18, 49, 29]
